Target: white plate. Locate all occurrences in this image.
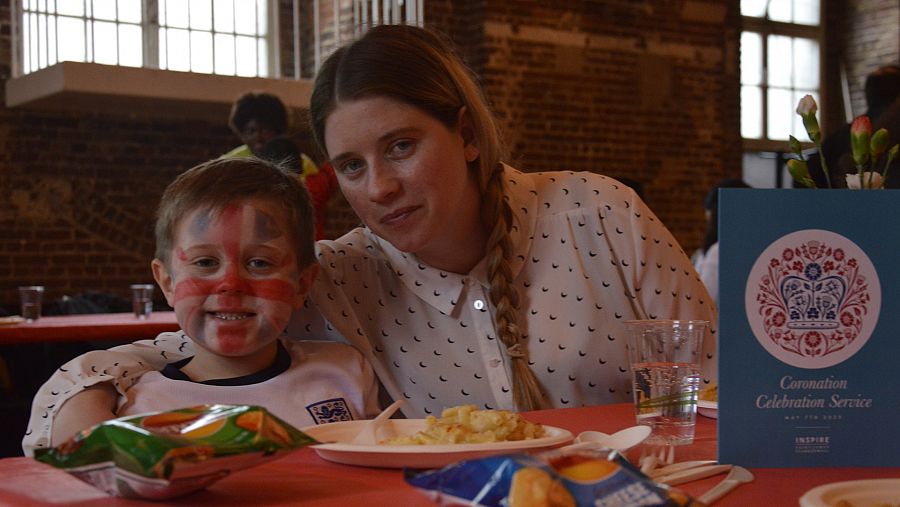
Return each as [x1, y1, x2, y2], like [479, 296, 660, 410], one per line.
[799, 478, 900, 507]
[697, 400, 718, 419]
[300, 419, 574, 469]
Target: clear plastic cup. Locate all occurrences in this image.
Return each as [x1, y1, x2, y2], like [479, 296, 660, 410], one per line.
[624, 319, 708, 445]
[130, 284, 154, 319]
[18, 286, 45, 322]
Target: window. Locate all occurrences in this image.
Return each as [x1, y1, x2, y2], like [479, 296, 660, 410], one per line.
[7, 1, 425, 118]
[16, 0, 275, 78]
[740, 0, 824, 187]
[741, 0, 822, 145]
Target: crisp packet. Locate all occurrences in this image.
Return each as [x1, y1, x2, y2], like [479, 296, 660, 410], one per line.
[35, 404, 317, 500]
[405, 448, 705, 507]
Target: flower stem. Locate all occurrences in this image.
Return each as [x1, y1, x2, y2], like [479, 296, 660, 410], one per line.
[817, 141, 832, 188]
[883, 150, 897, 187]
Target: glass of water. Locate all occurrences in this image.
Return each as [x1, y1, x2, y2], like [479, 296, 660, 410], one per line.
[18, 286, 45, 322]
[624, 319, 708, 445]
[130, 284, 155, 319]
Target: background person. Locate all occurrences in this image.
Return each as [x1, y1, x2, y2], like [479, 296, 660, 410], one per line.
[225, 92, 338, 239]
[692, 178, 751, 305]
[26, 25, 716, 429]
[804, 65, 900, 188]
[259, 137, 339, 240]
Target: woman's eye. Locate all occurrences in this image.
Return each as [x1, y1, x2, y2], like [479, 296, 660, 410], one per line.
[389, 139, 415, 158]
[338, 159, 365, 175]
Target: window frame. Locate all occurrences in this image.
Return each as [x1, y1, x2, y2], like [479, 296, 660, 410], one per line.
[11, 0, 280, 79]
[741, 10, 826, 152]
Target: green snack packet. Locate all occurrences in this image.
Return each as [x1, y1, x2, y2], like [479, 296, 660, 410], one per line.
[35, 404, 317, 500]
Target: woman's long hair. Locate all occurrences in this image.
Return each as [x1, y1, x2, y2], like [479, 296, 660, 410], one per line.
[309, 25, 546, 411]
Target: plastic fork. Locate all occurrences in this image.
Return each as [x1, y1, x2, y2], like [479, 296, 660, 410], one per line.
[350, 399, 405, 445]
[639, 443, 675, 474]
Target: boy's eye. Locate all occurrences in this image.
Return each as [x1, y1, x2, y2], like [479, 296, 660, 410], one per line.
[193, 258, 218, 268]
[248, 258, 274, 269]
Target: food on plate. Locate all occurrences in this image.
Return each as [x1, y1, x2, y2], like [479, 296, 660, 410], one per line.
[406, 447, 704, 506]
[381, 404, 545, 445]
[698, 383, 718, 402]
[35, 404, 317, 500]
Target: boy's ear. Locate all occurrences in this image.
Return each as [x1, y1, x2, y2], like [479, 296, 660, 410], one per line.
[457, 106, 480, 163]
[151, 259, 176, 308]
[293, 263, 319, 309]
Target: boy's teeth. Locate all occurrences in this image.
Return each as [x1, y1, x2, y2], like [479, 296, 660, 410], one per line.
[214, 312, 249, 320]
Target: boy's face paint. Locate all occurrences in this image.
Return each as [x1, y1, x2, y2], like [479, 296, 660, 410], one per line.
[163, 199, 306, 357]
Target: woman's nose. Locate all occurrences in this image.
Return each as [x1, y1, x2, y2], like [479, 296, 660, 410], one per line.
[367, 162, 401, 203]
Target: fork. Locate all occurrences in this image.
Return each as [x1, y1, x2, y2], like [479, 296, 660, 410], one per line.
[638, 444, 675, 474]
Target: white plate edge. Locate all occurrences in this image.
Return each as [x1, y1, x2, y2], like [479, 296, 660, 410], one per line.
[307, 424, 573, 454]
[799, 478, 900, 507]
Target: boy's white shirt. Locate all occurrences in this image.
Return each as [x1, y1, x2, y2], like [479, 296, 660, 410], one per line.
[22, 332, 379, 456]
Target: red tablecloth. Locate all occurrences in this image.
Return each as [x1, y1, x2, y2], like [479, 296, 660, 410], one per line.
[0, 404, 896, 506]
[0, 312, 179, 345]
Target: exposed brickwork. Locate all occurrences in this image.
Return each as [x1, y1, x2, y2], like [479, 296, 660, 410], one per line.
[0, 1, 893, 310]
[844, 0, 900, 116]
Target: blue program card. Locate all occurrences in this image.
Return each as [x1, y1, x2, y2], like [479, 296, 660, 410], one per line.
[717, 189, 900, 467]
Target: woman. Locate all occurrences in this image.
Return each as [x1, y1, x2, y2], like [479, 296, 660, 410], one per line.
[25, 25, 715, 453]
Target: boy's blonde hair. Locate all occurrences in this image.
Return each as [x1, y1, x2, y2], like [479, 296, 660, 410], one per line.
[155, 157, 316, 269]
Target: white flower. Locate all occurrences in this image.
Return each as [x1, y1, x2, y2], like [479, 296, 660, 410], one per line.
[845, 172, 884, 189]
[796, 95, 817, 116]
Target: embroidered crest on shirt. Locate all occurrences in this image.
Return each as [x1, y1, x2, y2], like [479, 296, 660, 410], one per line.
[307, 398, 353, 423]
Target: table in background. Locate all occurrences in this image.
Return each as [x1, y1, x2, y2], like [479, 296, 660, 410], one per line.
[0, 404, 897, 506]
[0, 311, 179, 345]
[0, 311, 180, 458]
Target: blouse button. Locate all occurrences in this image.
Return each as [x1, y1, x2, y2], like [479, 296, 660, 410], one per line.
[489, 358, 501, 368]
[473, 299, 485, 310]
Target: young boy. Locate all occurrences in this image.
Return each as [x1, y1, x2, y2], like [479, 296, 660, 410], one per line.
[23, 157, 379, 455]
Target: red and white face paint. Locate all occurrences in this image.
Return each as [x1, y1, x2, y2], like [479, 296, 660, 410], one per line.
[159, 199, 305, 358]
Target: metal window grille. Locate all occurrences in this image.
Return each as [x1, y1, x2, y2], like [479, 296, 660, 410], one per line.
[12, 0, 276, 78]
[740, 1, 823, 144]
[11, 0, 424, 79]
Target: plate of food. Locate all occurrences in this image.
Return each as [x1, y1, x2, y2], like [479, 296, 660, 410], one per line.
[697, 384, 718, 419]
[799, 478, 900, 506]
[301, 405, 573, 469]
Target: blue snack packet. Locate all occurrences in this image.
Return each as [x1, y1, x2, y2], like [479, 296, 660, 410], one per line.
[405, 449, 703, 507]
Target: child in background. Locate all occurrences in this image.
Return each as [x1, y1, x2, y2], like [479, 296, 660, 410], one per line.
[260, 136, 339, 240]
[23, 157, 379, 455]
[224, 91, 339, 239]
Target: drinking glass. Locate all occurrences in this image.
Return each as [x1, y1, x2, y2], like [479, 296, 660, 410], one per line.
[18, 286, 45, 322]
[130, 284, 154, 319]
[624, 319, 707, 445]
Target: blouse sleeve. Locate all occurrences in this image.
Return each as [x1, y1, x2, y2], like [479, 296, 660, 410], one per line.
[22, 333, 192, 456]
[611, 188, 719, 385]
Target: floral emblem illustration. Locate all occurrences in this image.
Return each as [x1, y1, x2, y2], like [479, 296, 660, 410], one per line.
[746, 230, 880, 369]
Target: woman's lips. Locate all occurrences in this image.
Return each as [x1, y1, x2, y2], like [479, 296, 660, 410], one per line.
[381, 206, 420, 225]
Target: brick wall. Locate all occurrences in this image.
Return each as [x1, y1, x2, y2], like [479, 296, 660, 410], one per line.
[0, 1, 889, 310]
[473, 1, 743, 251]
[844, 0, 900, 116]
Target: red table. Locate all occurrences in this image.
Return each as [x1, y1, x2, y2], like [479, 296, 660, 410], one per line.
[0, 312, 179, 345]
[1, 404, 897, 505]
